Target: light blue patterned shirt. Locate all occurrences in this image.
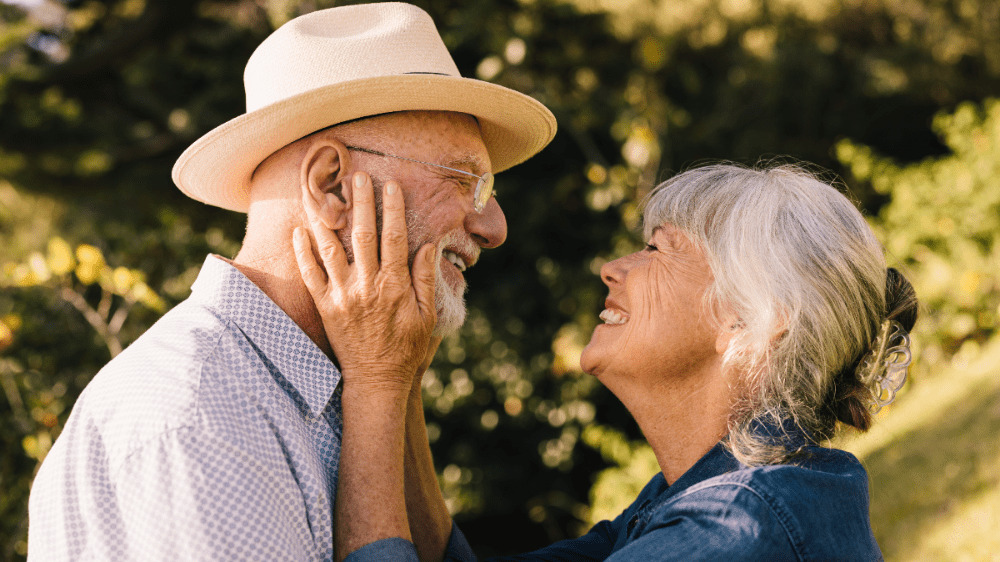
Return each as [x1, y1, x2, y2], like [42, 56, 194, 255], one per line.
[28, 256, 343, 561]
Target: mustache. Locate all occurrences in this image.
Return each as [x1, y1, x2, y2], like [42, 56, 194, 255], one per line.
[435, 228, 481, 268]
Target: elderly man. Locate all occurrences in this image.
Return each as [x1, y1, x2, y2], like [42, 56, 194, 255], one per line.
[27, 3, 555, 561]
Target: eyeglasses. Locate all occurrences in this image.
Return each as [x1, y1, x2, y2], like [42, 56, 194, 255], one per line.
[345, 145, 495, 213]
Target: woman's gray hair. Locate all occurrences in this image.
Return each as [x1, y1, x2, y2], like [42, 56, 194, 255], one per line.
[642, 162, 917, 465]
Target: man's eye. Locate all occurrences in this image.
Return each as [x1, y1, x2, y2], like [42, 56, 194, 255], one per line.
[645, 243, 658, 252]
[447, 176, 474, 192]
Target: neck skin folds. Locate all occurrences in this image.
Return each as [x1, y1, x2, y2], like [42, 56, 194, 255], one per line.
[605, 359, 733, 485]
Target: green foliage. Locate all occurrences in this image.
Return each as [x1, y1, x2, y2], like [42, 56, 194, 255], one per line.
[2, 0, 999, 558]
[582, 424, 658, 526]
[2, 234, 168, 355]
[839, 335, 1000, 560]
[837, 98, 1000, 377]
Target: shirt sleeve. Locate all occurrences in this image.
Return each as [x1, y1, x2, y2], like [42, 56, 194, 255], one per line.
[343, 521, 473, 562]
[112, 426, 321, 561]
[444, 521, 477, 561]
[343, 538, 419, 562]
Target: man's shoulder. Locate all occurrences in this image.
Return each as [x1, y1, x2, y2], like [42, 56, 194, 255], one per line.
[88, 297, 233, 397]
[66, 298, 255, 463]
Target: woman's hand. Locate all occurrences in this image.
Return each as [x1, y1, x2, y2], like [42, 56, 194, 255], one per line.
[293, 171, 438, 394]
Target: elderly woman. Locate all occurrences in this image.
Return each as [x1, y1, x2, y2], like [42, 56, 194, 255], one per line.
[294, 162, 918, 561]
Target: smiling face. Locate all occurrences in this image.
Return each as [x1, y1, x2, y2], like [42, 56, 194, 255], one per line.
[342, 111, 505, 336]
[581, 224, 725, 394]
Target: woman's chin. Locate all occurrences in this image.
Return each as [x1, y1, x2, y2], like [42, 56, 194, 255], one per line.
[579, 344, 602, 376]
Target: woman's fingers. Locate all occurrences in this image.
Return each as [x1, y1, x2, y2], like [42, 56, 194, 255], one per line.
[350, 172, 379, 283]
[310, 212, 349, 286]
[301, 179, 335, 231]
[412, 243, 438, 324]
[380, 180, 410, 277]
[292, 227, 328, 298]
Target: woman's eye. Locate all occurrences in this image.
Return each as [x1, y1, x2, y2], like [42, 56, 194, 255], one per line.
[645, 243, 658, 252]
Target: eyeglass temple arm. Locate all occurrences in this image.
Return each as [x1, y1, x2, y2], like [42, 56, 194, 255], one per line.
[344, 145, 482, 180]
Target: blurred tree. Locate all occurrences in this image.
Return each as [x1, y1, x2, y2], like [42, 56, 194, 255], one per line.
[837, 98, 1000, 377]
[2, 0, 999, 558]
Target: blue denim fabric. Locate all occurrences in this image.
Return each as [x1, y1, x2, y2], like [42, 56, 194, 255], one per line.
[357, 441, 882, 561]
[344, 523, 473, 562]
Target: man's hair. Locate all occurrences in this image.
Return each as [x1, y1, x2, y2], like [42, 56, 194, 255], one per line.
[641, 162, 918, 465]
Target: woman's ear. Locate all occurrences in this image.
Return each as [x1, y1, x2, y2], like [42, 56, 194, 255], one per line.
[715, 309, 742, 355]
[300, 139, 353, 230]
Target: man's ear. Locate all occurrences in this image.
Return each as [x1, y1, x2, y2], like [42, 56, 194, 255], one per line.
[300, 139, 353, 230]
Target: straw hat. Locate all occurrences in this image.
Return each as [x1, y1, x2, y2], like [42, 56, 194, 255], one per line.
[172, 2, 557, 212]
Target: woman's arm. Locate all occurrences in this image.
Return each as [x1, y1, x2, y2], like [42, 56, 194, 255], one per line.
[294, 172, 437, 560]
[403, 348, 455, 561]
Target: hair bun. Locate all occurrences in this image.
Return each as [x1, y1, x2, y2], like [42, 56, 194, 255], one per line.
[831, 268, 919, 428]
[886, 268, 918, 332]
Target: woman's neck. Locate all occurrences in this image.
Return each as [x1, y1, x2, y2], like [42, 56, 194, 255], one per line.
[618, 367, 732, 485]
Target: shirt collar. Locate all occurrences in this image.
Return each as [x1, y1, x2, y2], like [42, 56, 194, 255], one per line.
[666, 422, 813, 496]
[665, 441, 743, 496]
[190, 255, 342, 418]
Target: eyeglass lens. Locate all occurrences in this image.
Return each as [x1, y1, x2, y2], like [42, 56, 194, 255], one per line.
[475, 172, 495, 213]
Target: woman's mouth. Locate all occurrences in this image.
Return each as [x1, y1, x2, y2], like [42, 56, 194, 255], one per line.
[599, 308, 629, 325]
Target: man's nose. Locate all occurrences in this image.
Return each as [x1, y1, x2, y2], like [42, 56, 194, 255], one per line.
[466, 196, 507, 248]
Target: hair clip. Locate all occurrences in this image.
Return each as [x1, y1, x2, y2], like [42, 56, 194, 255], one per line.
[863, 320, 912, 413]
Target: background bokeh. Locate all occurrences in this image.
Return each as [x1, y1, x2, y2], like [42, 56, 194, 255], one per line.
[1, 0, 998, 559]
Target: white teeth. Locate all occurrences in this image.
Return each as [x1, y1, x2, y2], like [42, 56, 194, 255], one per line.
[599, 309, 628, 325]
[443, 251, 467, 272]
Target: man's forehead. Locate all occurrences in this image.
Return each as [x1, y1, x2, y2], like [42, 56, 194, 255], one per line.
[366, 111, 490, 171]
[442, 152, 489, 176]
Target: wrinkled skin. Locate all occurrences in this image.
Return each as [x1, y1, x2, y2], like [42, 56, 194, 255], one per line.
[294, 171, 437, 391]
[333, 111, 504, 336]
[581, 224, 724, 406]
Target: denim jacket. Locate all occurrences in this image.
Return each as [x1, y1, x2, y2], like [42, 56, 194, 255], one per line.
[347, 441, 882, 561]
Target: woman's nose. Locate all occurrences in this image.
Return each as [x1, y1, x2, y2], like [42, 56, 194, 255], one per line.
[600, 255, 629, 286]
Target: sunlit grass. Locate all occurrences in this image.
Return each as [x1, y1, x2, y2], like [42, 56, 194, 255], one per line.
[839, 336, 1000, 561]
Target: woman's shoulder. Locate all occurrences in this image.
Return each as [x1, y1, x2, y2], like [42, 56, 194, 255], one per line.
[669, 445, 872, 522]
[640, 446, 880, 561]
[715, 445, 868, 490]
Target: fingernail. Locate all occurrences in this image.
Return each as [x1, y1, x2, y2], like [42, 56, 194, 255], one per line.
[387, 182, 397, 195]
[354, 173, 365, 188]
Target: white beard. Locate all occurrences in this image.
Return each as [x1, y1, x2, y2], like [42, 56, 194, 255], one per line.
[430, 229, 473, 337]
[399, 210, 475, 337]
[336, 187, 473, 338]
[432, 261, 466, 337]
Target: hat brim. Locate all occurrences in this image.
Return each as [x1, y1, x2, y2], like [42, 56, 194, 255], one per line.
[172, 74, 557, 212]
